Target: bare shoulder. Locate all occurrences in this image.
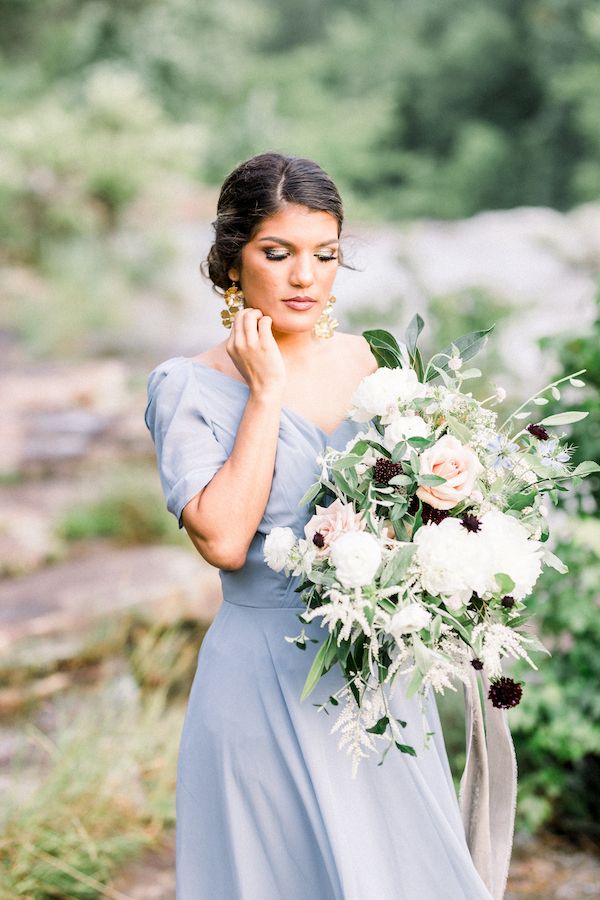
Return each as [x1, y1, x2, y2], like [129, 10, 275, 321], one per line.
[333, 332, 379, 375]
[188, 342, 231, 372]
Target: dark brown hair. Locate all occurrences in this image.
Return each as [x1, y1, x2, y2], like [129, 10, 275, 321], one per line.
[203, 152, 345, 291]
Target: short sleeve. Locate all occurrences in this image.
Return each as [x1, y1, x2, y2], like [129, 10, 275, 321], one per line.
[144, 358, 229, 529]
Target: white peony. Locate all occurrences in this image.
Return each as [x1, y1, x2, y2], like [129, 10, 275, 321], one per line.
[476, 509, 543, 600]
[349, 367, 428, 423]
[330, 531, 382, 588]
[383, 414, 430, 456]
[264, 527, 296, 572]
[413, 509, 543, 605]
[389, 603, 432, 639]
[413, 518, 490, 607]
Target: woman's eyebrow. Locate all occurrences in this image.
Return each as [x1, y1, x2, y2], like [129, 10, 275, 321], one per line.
[257, 236, 339, 247]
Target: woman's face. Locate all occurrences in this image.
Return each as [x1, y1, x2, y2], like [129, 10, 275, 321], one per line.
[228, 203, 340, 335]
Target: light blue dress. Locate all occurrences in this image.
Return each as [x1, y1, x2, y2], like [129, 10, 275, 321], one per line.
[144, 356, 493, 900]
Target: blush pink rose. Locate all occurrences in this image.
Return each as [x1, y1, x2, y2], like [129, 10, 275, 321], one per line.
[416, 434, 483, 510]
[304, 498, 366, 556]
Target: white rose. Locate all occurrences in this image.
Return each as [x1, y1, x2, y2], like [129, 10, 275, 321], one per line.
[264, 527, 296, 572]
[383, 414, 430, 456]
[389, 603, 432, 639]
[330, 531, 382, 588]
[349, 367, 428, 422]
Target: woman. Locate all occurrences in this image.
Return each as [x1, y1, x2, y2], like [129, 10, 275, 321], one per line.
[144, 152, 493, 899]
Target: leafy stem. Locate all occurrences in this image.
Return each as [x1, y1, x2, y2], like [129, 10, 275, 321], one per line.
[498, 369, 586, 434]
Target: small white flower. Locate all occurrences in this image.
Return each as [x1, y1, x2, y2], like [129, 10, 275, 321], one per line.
[448, 356, 463, 371]
[389, 603, 432, 639]
[383, 414, 430, 455]
[264, 527, 296, 572]
[330, 531, 382, 588]
[495, 387, 507, 403]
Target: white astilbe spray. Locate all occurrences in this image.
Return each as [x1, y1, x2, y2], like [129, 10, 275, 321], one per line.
[472, 622, 538, 677]
[421, 634, 472, 694]
[301, 588, 373, 642]
[330, 683, 387, 778]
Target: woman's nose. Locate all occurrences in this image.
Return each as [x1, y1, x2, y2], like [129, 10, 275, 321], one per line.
[289, 252, 315, 288]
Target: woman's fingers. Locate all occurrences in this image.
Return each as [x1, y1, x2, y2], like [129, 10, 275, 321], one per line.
[257, 314, 275, 347]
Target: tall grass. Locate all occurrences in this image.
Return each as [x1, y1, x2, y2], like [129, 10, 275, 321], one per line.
[0, 685, 183, 898]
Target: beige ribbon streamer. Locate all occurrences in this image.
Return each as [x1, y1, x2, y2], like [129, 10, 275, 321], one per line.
[458, 667, 518, 900]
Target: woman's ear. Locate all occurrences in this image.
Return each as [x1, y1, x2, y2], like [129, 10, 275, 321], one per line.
[228, 266, 240, 283]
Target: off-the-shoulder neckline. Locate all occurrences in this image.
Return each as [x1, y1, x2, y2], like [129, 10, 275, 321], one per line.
[182, 356, 353, 441]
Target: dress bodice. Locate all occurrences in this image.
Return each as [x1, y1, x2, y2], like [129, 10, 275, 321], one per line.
[144, 356, 365, 609]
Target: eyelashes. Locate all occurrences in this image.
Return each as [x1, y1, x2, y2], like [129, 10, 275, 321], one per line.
[264, 249, 337, 263]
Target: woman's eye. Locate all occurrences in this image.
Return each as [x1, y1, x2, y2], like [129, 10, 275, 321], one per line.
[316, 253, 337, 262]
[264, 250, 289, 261]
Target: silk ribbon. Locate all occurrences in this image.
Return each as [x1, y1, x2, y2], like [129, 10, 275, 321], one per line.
[458, 667, 518, 900]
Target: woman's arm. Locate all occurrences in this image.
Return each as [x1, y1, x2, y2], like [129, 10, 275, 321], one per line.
[181, 308, 286, 570]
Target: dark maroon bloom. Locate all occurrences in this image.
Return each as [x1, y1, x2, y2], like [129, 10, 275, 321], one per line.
[471, 658, 484, 670]
[527, 423, 550, 441]
[312, 532, 325, 548]
[373, 457, 403, 484]
[421, 503, 450, 526]
[488, 677, 523, 709]
[407, 494, 419, 516]
[501, 595, 516, 609]
[461, 512, 482, 533]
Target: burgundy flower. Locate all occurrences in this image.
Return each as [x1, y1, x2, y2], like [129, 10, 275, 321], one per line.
[407, 494, 420, 516]
[471, 658, 484, 670]
[527, 423, 550, 441]
[461, 512, 482, 533]
[488, 676, 523, 709]
[421, 503, 450, 526]
[501, 595, 516, 609]
[373, 458, 403, 484]
[312, 532, 325, 548]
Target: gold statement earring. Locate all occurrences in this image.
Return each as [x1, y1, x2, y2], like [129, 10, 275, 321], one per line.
[313, 295, 338, 340]
[220, 282, 245, 329]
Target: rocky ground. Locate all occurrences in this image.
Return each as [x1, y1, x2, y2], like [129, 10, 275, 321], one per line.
[1, 195, 599, 896]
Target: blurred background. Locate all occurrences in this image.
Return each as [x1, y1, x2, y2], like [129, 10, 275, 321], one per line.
[1, 0, 599, 896]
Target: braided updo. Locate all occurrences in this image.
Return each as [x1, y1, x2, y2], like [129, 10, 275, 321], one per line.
[203, 152, 345, 292]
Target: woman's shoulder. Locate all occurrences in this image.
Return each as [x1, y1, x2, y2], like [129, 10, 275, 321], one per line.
[333, 332, 379, 374]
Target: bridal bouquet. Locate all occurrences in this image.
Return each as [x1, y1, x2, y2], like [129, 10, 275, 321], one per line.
[264, 317, 599, 775]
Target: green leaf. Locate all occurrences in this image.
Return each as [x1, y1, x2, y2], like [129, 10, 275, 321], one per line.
[388, 473, 412, 487]
[333, 470, 363, 502]
[300, 636, 336, 702]
[571, 461, 600, 477]
[331, 454, 364, 471]
[444, 414, 472, 443]
[406, 436, 434, 449]
[405, 313, 425, 357]
[430, 615, 442, 643]
[495, 572, 516, 594]
[507, 491, 537, 511]
[362, 329, 404, 369]
[539, 411, 588, 426]
[298, 480, 321, 507]
[418, 474, 447, 486]
[366, 715, 389, 735]
[395, 742, 417, 757]
[380, 544, 418, 588]
[543, 549, 568, 574]
[426, 326, 495, 382]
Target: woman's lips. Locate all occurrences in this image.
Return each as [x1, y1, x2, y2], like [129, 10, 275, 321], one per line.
[282, 296, 317, 310]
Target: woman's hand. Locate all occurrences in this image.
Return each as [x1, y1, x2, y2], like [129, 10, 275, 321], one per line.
[226, 308, 286, 400]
